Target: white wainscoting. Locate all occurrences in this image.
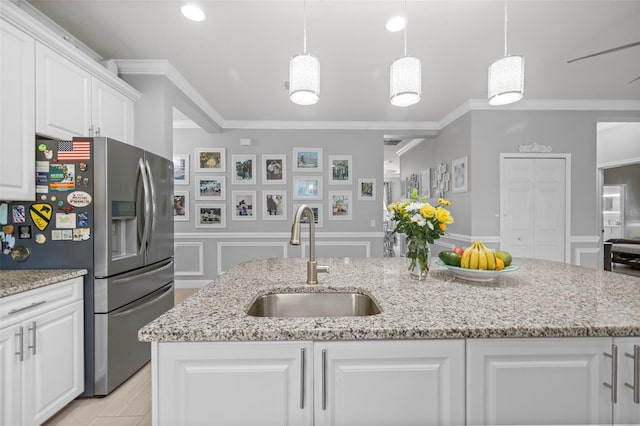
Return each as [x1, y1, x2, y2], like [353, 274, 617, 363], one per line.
[300, 241, 371, 258]
[174, 242, 204, 276]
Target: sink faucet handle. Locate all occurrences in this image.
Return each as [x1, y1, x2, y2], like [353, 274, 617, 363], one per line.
[317, 265, 330, 274]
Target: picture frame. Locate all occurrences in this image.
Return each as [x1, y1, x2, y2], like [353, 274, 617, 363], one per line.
[357, 178, 376, 201]
[195, 148, 225, 173]
[232, 190, 256, 220]
[292, 148, 322, 172]
[195, 203, 225, 228]
[262, 190, 287, 221]
[293, 203, 323, 228]
[232, 154, 257, 185]
[173, 154, 189, 185]
[328, 155, 352, 185]
[173, 191, 189, 221]
[328, 191, 353, 220]
[451, 156, 468, 193]
[262, 154, 286, 184]
[420, 169, 431, 199]
[195, 175, 225, 200]
[292, 176, 322, 200]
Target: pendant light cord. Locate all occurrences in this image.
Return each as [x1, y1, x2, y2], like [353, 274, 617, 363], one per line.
[303, 0, 307, 54]
[503, 1, 508, 56]
[403, 0, 408, 56]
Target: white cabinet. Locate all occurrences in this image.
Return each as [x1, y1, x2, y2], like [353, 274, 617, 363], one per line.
[614, 337, 640, 425]
[156, 341, 313, 426]
[314, 340, 465, 426]
[36, 43, 134, 143]
[467, 337, 613, 425]
[0, 19, 35, 201]
[0, 277, 84, 426]
[154, 339, 465, 426]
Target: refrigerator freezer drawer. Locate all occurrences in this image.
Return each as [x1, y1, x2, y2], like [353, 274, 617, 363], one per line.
[93, 281, 174, 395]
[94, 258, 173, 313]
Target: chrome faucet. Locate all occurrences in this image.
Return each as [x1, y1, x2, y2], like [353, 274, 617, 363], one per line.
[290, 204, 329, 284]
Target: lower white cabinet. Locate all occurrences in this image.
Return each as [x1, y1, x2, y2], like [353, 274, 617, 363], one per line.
[614, 337, 640, 425]
[154, 339, 465, 426]
[467, 337, 613, 425]
[0, 278, 84, 426]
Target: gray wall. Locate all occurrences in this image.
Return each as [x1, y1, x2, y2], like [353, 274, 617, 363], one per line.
[173, 127, 385, 286]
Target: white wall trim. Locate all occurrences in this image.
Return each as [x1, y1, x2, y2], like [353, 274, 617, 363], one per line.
[597, 157, 640, 169]
[175, 231, 384, 239]
[570, 236, 601, 244]
[216, 241, 288, 275]
[301, 241, 371, 258]
[468, 98, 640, 112]
[443, 233, 501, 244]
[574, 247, 601, 268]
[174, 242, 204, 276]
[222, 120, 442, 132]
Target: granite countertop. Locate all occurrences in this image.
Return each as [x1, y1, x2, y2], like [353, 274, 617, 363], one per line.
[0, 269, 88, 298]
[139, 257, 640, 343]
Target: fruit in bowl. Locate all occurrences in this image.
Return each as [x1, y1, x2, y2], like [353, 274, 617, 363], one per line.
[438, 250, 462, 267]
[452, 247, 465, 256]
[495, 250, 512, 267]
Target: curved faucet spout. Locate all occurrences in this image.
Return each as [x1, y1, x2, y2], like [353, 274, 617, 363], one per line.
[290, 204, 329, 284]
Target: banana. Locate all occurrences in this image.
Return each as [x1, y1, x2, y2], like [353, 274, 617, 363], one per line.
[469, 246, 480, 269]
[485, 247, 496, 270]
[461, 248, 471, 268]
[478, 245, 488, 270]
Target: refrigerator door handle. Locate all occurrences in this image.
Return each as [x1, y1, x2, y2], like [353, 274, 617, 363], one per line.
[138, 157, 151, 255]
[112, 259, 174, 286]
[144, 159, 156, 251]
[113, 283, 173, 319]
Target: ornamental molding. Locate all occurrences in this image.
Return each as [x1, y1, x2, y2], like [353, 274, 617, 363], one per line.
[518, 142, 552, 153]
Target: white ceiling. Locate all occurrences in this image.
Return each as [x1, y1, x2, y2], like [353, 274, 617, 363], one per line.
[28, 0, 640, 126]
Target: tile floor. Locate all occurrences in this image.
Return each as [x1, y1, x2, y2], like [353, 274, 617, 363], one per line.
[43, 288, 197, 426]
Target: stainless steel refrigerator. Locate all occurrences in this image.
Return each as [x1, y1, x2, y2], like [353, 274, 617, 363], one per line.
[1, 136, 174, 396]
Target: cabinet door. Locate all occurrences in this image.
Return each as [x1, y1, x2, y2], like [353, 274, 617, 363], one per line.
[0, 20, 35, 201]
[156, 341, 313, 426]
[92, 78, 134, 144]
[615, 337, 640, 425]
[467, 337, 612, 425]
[0, 326, 23, 426]
[36, 43, 91, 140]
[314, 340, 465, 426]
[23, 300, 84, 426]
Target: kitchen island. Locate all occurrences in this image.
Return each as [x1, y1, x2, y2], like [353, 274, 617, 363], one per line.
[140, 257, 640, 425]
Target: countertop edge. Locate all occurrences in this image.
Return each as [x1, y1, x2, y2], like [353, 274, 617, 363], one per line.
[0, 269, 88, 298]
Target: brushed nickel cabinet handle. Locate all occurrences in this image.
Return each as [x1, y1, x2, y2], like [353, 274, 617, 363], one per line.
[322, 349, 327, 411]
[624, 344, 640, 404]
[15, 326, 24, 362]
[8, 300, 46, 315]
[28, 321, 37, 355]
[603, 344, 618, 403]
[300, 348, 305, 409]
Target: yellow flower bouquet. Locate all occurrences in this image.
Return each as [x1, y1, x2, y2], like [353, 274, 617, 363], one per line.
[387, 189, 454, 279]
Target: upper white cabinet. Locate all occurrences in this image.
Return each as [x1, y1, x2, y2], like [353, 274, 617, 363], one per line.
[314, 340, 465, 426]
[0, 19, 35, 201]
[36, 43, 134, 143]
[467, 337, 613, 425]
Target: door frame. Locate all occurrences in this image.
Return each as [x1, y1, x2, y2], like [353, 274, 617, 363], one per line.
[499, 153, 572, 263]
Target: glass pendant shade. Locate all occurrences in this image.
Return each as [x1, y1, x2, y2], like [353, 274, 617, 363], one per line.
[390, 56, 421, 107]
[488, 55, 524, 106]
[289, 53, 320, 106]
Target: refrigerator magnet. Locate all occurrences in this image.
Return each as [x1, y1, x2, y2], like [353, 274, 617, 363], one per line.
[35, 233, 46, 244]
[12, 205, 26, 223]
[10, 246, 30, 262]
[77, 212, 89, 227]
[51, 230, 62, 241]
[67, 191, 92, 207]
[61, 230, 73, 240]
[18, 225, 31, 239]
[55, 212, 76, 228]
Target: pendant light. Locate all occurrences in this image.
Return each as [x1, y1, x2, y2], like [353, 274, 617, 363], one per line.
[488, 1, 525, 106]
[289, 0, 320, 105]
[390, 0, 421, 107]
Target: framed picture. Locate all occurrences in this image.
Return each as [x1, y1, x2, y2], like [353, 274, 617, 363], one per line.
[262, 190, 287, 221]
[328, 155, 352, 185]
[232, 154, 257, 185]
[195, 175, 225, 200]
[173, 154, 189, 185]
[195, 203, 225, 228]
[420, 169, 431, 198]
[293, 203, 323, 228]
[173, 191, 189, 221]
[292, 148, 322, 172]
[357, 178, 376, 201]
[292, 176, 322, 200]
[195, 148, 225, 173]
[451, 156, 468, 193]
[262, 154, 286, 184]
[232, 190, 256, 220]
[328, 191, 352, 220]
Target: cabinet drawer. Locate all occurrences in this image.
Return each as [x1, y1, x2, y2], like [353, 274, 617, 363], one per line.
[0, 277, 83, 328]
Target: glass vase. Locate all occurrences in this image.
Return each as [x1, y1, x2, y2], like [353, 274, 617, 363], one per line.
[405, 237, 430, 280]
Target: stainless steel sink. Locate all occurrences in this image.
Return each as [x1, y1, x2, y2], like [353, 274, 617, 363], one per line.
[246, 292, 381, 317]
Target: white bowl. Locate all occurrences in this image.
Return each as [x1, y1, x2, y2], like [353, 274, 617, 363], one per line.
[434, 258, 517, 282]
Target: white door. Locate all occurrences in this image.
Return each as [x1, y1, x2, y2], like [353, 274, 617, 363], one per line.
[0, 325, 22, 426]
[614, 337, 640, 425]
[314, 340, 465, 426]
[467, 337, 612, 425]
[501, 156, 567, 262]
[156, 341, 313, 426]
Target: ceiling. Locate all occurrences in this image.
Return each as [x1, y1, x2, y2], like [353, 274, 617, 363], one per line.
[28, 0, 640, 127]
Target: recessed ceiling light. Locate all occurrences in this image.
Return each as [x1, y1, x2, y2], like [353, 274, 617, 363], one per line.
[181, 4, 205, 22]
[386, 16, 406, 32]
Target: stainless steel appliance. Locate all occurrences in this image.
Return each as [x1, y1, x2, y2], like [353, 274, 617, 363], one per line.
[1, 136, 174, 396]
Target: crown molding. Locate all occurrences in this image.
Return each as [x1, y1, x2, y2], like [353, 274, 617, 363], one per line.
[222, 120, 441, 131]
[468, 98, 640, 112]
